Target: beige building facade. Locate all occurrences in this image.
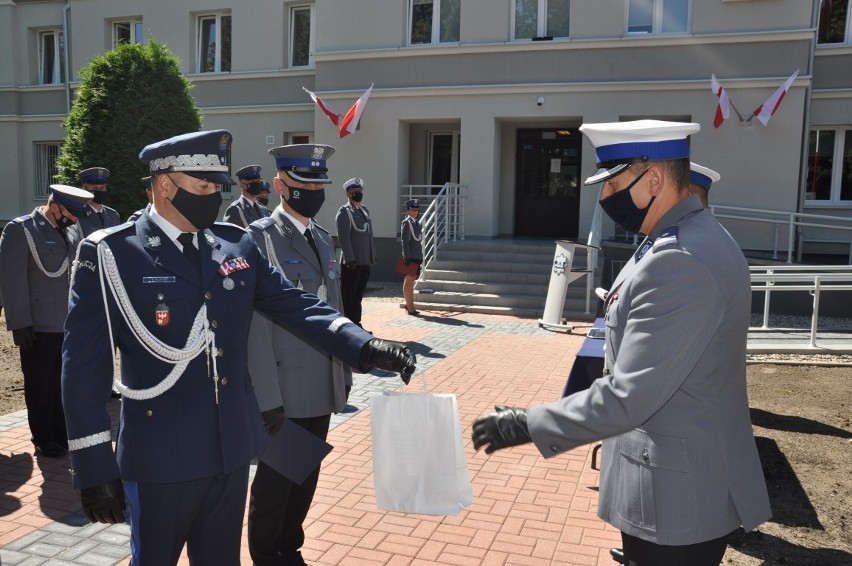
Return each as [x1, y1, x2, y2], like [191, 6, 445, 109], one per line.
[2, 0, 851, 269]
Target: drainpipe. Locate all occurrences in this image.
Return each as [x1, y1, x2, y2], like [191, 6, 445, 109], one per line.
[62, 0, 71, 113]
[795, 1, 819, 262]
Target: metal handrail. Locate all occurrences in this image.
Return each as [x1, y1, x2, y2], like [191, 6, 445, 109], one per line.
[749, 265, 852, 347]
[398, 183, 465, 279]
[710, 204, 852, 263]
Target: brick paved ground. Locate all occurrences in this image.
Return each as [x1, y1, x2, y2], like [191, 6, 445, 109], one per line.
[1, 302, 622, 565]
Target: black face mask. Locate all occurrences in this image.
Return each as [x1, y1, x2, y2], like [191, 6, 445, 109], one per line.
[349, 192, 364, 203]
[168, 179, 222, 230]
[599, 168, 654, 234]
[55, 211, 75, 230]
[257, 196, 270, 207]
[285, 186, 325, 218]
[91, 191, 109, 204]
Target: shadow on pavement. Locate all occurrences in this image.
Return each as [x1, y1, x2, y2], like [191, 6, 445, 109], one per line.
[0, 452, 32, 516]
[729, 529, 852, 566]
[754, 436, 821, 529]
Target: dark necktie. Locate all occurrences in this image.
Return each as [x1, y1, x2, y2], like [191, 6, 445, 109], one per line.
[97, 211, 104, 227]
[304, 228, 321, 264]
[177, 232, 200, 270]
[253, 203, 262, 217]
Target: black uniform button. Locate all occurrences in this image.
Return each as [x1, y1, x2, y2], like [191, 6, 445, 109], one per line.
[146, 410, 153, 417]
[551, 445, 559, 453]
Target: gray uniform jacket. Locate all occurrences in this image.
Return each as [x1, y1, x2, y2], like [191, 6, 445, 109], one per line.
[335, 203, 376, 266]
[526, 195, 771, 545]
[0, 209, 83, 333]
[77, 204, 122, 237]
[246, 208, 352, 417]
[223, 195, 271, 228]
[400, 216, 423, 261]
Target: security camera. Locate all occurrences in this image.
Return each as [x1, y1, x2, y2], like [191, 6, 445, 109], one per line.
[536, 96, 544, 107]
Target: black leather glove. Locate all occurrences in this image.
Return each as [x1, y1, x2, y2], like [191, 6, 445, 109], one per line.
[12, 327, 37, 350]
[261, 406, 286, 436]
[80, 479, 126, 524]
[359, 338, 416, 384]
[346, 262, 357, 271]
[472, 406, 532, 454]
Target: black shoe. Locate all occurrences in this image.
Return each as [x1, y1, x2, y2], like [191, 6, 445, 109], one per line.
[34, 441, 67, 458]
[406, 308, 419, 316]
[609, 548, 625, 564]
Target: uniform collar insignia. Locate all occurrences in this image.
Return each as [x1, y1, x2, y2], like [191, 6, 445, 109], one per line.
[635, 238, 653, 260]
[147, 235, 162, 247]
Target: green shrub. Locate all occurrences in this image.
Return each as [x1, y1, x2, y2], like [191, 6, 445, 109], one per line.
[56, 40, 201, 220]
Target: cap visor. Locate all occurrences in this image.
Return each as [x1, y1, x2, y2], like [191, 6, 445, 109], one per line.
[284, 171, 332, 184]
[584, 163, 631, 185]
[186, 171, 236, 185]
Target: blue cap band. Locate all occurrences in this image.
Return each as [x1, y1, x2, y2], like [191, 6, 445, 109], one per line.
[690, 171, 713, 190]
[595, 139, 690, 166]
[274, 157, 327, 170]
[52, 192, 86, 212]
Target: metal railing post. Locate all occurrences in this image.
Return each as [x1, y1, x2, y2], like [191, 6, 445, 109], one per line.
[810, 275, 821, 347]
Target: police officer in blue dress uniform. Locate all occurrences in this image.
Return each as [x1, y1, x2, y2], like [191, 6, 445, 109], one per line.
[77, 167, 122, 236]
[472, 120, 771, 566]
[246, 143, 378, 566]
[689, 162, 720, 209]
[223, 164, 272, 227]
[335, 177, 376, 327]
[61, 130, 416, 566]
[0, 184, 93, 458]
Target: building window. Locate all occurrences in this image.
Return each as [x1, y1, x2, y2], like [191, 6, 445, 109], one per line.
[290, 6, 313, 67]
[513, 0, 570, 40]
[409, 0, 460, 45]
[627, 0, 689, 35]
[806, 128, 852, 204]
[818, 0, 850, 44]
[38, 30, 65, 85]
[113, 20, 143, 48]
[34, 142, 61, 198]
[289, 133, 311, 144]
[198, 13, 231, 73]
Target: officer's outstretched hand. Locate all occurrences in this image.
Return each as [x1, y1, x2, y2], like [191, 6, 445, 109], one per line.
[81, 479, 126, 524]
[12, 327, 36, 350]
[359, 338, 416, 384]
[261, 406, 286, 436]
[472, 405, 532, 454]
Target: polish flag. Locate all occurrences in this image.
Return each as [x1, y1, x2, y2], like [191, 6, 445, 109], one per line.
[302, 87, 341, 126]
[710, 74, 730, 128]
[338, 84, 374, 138]
[753, 70, 799, 126]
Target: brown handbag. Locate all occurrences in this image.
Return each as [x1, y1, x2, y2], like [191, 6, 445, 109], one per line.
[395, 256, 418, 276]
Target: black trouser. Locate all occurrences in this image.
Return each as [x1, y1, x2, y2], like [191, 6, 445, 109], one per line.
[621, 530, 731, 566]
[340, 265, 371, 325]
[248, 414, 331, 566]
[20, 331, 67, 448]
[125, 465, 249, 566]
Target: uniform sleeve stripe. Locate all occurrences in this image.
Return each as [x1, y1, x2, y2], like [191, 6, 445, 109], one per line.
[68, 430, 112, 451]
[328, 317, 351, 333]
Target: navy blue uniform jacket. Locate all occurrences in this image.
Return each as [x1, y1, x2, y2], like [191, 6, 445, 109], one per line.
[62, 211, 370, 490]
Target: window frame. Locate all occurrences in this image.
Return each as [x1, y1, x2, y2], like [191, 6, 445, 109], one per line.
[817, 0, 851, 46]
[38, 30, 65, 85]
[511, 0, 570, 41]
[112, 19, 144, 48]
[626, 0, 690, 36]
[197, 12, 232, 73]
[805, 127, 852, 207]
[289, 4, 314, 68]
[34, 141, 62, 199]
[408, 0, 460, 46]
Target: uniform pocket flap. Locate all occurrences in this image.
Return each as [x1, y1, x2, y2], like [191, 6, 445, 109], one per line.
[618, 429, 689, 472]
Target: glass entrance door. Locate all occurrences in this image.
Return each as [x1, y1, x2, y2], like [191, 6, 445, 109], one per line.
[514, 128, 582, 238]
